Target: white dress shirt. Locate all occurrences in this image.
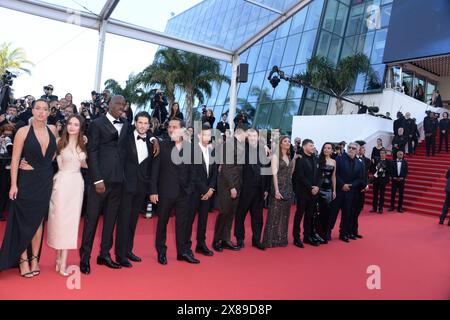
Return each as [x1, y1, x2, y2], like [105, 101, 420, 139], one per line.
[106, 112, 123, 136]
[134, 130, 149, 164]
[199, 143, 210, 177]
[397, 160, 402, 176]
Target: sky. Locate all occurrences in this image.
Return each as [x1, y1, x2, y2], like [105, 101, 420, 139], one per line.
[0, 0, 203, 106]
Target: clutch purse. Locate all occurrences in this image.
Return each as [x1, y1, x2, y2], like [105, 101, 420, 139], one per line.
[280, 191, 294, 201]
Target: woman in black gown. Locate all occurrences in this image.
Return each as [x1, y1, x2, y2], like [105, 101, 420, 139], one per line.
[0, 99, 57, 277]
[317, 143, 336, 242]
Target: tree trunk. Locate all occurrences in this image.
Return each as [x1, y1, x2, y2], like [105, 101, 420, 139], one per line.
[336, 99, 344, 115]
[185, 90, 195, 127]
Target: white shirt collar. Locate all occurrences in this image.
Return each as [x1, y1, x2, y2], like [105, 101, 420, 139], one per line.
[134, 129, 146, 140]
[106, 112, 120, 124]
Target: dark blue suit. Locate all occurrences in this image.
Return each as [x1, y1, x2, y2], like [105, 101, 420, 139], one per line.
[329, 154, 364, 238]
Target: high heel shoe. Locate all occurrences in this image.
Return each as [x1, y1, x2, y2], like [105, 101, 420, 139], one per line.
[30, 255, 41, 276]
[19, 258, 34, 278]
[55, 259, 61, 273]
[58, 264, 69, 277]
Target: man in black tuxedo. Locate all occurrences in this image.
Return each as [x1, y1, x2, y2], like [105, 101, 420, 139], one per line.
[403, 112, 415, 154]
[392, 127, 408, 160]
[389, 150, 408, 213]
[439, 168, 450, 225]
[216, 113, 230, 139]
[293, 139, 322, 247]
[370, 148, 391, 214]
[187, 123, 218, 257]
[393, 112, 405, 135]
[150, 119, 197, 265]
[114, 112, 156, 267]
[213, 126, 247, 252]
[424, 111, 438, 157]
[350, 143, 371, 238]
[329, 142, 364, 242]
[79, 95, 130, 274]
[234, 128, 269, 250]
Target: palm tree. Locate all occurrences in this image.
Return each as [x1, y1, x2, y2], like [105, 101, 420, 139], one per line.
[0, 42, 34, 75]
[293, 53, 377, 114]
[136, 48, 181, 107]
[104, 73, 150, 108]
[141, 48, 230, 126]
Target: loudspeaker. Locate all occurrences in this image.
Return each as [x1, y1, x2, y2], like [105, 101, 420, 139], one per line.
[237, 63, 249, 83]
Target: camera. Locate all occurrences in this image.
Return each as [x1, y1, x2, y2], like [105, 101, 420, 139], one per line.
[1, 71, 16, 86]
[201, 105, 207, 115]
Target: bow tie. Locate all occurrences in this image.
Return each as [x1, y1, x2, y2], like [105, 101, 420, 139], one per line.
[397, 160, 402, 162]
[113, 119, 123, 125]
[137, 136, 147, 142]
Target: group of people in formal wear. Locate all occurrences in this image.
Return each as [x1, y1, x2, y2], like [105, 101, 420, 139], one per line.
[1, 93, 448, 280]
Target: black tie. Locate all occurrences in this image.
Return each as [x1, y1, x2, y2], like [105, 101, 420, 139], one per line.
[137, 136, 147, 142]
[113, 119, 123, 125]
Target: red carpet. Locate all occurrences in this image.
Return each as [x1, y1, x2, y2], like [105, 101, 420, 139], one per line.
[365, 136, 450, 216]
[1, 206, 449, 300]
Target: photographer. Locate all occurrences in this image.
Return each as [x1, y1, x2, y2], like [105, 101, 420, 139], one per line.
[0, 71, 15, 115]
[0, 123, 15, 221]
[168, 102, 184, 121]
[201, 107, 215, 127]
[150, 89, 168, 124]
[0, 105, 19, 127]
[40, 84, 59, 102]
[47, 100, 64, 125]
[91, 91, 107, 115]
[234, 109, 250, 126]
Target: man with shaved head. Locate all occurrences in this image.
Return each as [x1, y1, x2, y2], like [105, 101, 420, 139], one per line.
[80, 95, 130, 274]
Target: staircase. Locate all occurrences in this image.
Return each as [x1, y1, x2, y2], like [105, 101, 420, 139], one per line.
[365, 136, 449, 217]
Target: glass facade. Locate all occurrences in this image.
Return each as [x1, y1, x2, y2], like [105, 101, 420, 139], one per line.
[165, 0, 394, 134]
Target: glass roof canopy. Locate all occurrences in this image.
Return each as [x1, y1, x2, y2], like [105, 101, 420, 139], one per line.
[0, 0, 313, 127]
[1, 0, 312, 58]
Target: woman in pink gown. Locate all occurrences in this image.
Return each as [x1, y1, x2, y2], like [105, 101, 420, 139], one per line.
[47, 115, 87, 276]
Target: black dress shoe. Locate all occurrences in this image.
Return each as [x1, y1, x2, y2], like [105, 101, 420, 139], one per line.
[195, 245, 214, 257]
[157, 253, 167, 265]
[370, 209, 377, 213]
[222, 241, 240, 251]
[378, 209, 383, 214]
[127, 252, 142, 262]
[236, 239, 245, 249]
[339, 236, 350, 243]
[294, 239, 304, 248]
[355, 234, 363, 239]
[97, 256, 121, 269]
[348, 234, 357, 240]
[397, 208, 404, 213]
[388, 208, 395, 212]
[439, 220, 444, 225]
[252, 242, 266, 251]
[313, 233, 326, 244]
[304, 237, 320, 246]
[80, 262, 90, 275]
[212, 241, 223, 252]
[177, 253, 200, 264]
[117, 259, 132, 268]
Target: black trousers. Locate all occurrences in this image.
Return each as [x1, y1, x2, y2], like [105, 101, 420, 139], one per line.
[187, 195, 212, 251]
[439, 132, 448, 152]
[412, 137, 419, 153]
[329, 191, 354, 238]
[155, 193, 191, 255]
[372, 180, 387, 210]
[214, 190, 240, 242]
[407, 136, 414, 154]
[350, 191, 365, 235]
[439, 192, 450, 222]
[391, 180, 405, 209]
[293, 195, 317, 240]
[425, 135, 436, 156]
[115, 189, 146, 261]
[80, 183, 122, 263]
[234, 187, 264, 244]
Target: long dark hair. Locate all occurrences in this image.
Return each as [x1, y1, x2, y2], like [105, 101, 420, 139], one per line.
[170, 102, 180, 117]
[319, 142, 334, 166]
[278, 136, 291, 159]
[57, 115, 86, 156]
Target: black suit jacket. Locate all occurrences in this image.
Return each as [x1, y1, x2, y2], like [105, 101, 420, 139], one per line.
[87, 115, 130, 184]
[192, 143, 218, 196]
[150, 140, 194, 198]
[123, 131, 153, 194]
[335, 154, 365, 192]
[294, 153, 322, 199]
[390, 159, 408, 180]
[241, 144, 270, 196]
[393, 117, 405, 134]
[445, 169, 450, 192]
[217, 138, 244, 192]
[424, 116, 438, 135]
[216, 121, 230, 134]
[357, 156, 371, 188]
